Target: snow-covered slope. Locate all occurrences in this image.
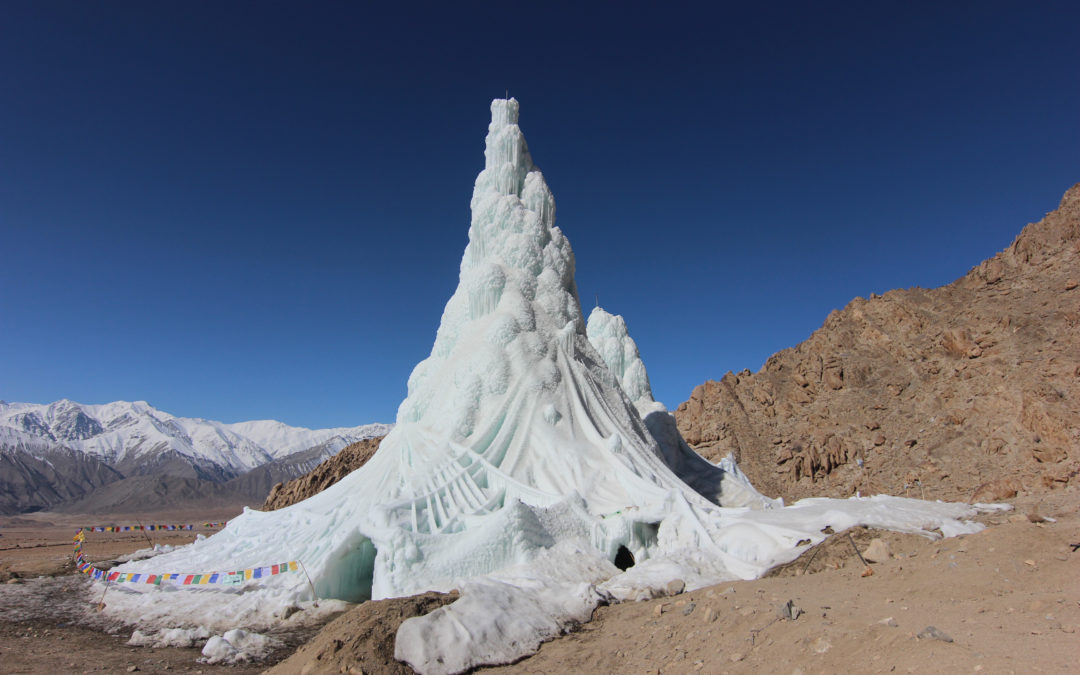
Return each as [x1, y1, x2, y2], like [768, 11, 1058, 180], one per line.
[0, 399, 391, 481]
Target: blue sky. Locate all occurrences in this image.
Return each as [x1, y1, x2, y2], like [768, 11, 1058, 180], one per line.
[2, 1, 1078, 428]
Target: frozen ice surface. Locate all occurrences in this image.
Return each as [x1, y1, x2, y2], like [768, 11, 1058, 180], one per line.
[103, 99, 998, 673]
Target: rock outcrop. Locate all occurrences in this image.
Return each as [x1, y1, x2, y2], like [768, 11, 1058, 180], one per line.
[263, 591, 457, 675]
[262, 436, 384, 510]
[675, 184, 1080, 503]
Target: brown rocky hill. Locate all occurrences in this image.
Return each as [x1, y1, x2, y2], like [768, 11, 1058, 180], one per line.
[262, 436, 383, 510]
[675, 184, 1080, 504]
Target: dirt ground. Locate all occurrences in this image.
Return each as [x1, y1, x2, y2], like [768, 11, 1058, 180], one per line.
[483, 492, 1080, 675]
[0, 508, 284, 674]
[0, 510, 226, 579]
[2, 490, 1077, 674]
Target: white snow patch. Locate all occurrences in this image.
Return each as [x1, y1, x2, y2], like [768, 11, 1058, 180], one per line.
[128, 626, 210, 648]
[115, 543, 179, 562]
[199, 628, 282, 665]
[102, 584, 348, 634]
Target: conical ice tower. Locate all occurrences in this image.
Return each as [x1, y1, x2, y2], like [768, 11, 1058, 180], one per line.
[111, 98, 738, 603]
[109, 102, 984, 633]
[387, 97, 720, 518]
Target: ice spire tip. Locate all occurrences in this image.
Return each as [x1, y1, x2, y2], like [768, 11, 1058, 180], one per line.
[490, 97, 520, 127]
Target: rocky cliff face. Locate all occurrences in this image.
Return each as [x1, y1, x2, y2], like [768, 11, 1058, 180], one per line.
[675, 184, 1080, 504]
[262, 437, 384, 510]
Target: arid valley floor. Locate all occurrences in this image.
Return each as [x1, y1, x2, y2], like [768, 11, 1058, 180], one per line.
[2, 487, 1077, 674]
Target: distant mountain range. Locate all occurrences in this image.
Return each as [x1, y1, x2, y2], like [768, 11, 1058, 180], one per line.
[0, 399, 390, 514]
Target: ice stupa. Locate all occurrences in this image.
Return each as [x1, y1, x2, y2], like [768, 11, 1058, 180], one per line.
[110, 98, 770, 598]
[106, 100, 997, 671]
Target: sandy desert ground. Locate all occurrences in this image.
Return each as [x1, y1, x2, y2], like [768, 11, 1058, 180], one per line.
[1, 487, 1077, 674]
[0, 509, 275, 674]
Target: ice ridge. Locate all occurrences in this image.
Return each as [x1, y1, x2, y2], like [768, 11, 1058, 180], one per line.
[586, 306, 653, 407]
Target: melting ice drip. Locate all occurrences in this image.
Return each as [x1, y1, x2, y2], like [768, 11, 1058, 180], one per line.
[108, 101, 995, 673]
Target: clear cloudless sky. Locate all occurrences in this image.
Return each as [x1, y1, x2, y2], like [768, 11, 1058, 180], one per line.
[2, 1, 1078, 429]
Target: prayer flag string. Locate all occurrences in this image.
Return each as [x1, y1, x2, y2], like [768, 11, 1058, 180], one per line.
[72, 528, 300, 586]
[79, 522, 228, 532]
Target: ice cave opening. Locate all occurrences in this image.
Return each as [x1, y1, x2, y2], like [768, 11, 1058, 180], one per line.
[613, 545, 635, 571]
[316, 534, 378, 603]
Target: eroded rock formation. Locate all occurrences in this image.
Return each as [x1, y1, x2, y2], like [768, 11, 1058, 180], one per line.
[263, 436, 384, 510]
[675, 184, 1080, 503]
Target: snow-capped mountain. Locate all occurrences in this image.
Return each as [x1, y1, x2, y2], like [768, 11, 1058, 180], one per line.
[0, 399, 391, 511]
[0, 425, 125, 514]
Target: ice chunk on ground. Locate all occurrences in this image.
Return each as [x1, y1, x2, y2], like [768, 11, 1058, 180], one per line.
[200, 635, 238, 664]
[396, 578, 604, 675]
[200, 628, 282, 665]
[396, 540, 614, 673]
